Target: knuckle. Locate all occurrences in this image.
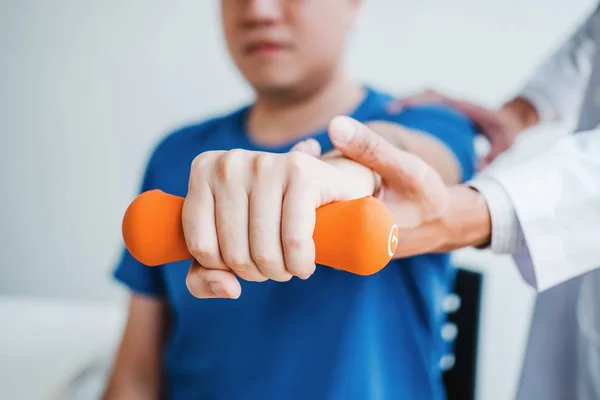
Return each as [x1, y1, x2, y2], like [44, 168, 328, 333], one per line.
[189, 154, 213, 191]
[253, 254, 289, 282]
[191, 151, 219, 174]
[252, 153, 275, 176]
[216, 149, 246, 181]
[285, 152, 311, 180]
[282, 236, 315, 277]
[223, 254, 248, 271]
[190, 154, 206, 172]
[252, 253, 278, 272]
[188, 242, 219, 266]
[287, 150, 308, 167]
[223, 254, 264, 281]
[282, 234, 304, 252]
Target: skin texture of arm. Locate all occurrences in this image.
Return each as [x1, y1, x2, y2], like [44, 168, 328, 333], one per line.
[102, 295, 166, 400]
[389, 185, 492, 258]
[320, 120, 465, 185]
[365, 121, 463, 185]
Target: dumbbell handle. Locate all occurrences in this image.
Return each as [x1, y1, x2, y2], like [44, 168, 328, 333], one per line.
[122, 189, 398, 276]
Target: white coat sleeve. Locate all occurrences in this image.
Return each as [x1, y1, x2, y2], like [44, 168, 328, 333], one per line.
[481, 129, 600, 291]
[519, 5, 600, 123]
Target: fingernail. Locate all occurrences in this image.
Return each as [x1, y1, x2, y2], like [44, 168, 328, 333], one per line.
[209, 282, 229, 298]
[331, 116, 356, 145]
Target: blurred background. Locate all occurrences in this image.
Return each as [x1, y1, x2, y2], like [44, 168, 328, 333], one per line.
[0, 0, 595, 399]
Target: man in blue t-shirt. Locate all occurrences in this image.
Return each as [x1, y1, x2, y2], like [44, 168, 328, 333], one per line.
[104, 1, 476, 399]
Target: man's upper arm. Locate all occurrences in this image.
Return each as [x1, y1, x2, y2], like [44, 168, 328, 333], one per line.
[372, 105, 478, 184]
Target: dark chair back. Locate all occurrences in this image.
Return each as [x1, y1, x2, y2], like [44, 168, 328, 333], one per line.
[442, 268, 484, 400]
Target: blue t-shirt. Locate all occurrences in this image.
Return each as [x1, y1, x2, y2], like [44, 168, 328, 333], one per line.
[114, 87, 476, 400]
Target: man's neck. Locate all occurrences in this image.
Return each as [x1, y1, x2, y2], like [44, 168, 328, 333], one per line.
[247, 74, 365, 146]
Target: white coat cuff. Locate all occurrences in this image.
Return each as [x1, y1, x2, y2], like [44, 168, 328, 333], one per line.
[467, 178, 520, 254]
[490, 162, 571, 291]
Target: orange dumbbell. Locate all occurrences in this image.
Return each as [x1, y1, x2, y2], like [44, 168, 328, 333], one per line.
[122, 189, 398, 276]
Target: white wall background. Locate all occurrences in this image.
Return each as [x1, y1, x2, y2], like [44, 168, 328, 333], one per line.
[1, 1, 596, 399]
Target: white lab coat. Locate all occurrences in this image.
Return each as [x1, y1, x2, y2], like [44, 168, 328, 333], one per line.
[488, 131, 600, 399]
[485, 4, 600, 399]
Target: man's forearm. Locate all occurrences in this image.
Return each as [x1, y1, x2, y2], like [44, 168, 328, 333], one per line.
[391, 185, 492, 258]
[366, 121, 462, 184]
[323, 156, 377, 198]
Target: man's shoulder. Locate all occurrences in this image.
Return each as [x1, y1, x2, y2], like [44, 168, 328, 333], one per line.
[365, 87, 474, 128]
[364, 86, 477, 181]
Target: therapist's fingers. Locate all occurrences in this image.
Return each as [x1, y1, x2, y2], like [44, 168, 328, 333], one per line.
[480, 139, 508, 170]
[479, 129, 516, 170]
[447, 100, 519, 168]
[444, 99, 493, 127]
[186, 260, 242, 299]
[387, 89, 447, 113]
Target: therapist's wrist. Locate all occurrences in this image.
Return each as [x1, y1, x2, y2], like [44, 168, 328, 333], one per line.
[437, 185, 492, 252]
[388, 185, 491, 258]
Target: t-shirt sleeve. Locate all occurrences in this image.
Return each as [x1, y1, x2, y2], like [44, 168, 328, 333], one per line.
[113, 151, 166, 298]
[378, 105, 478, 182]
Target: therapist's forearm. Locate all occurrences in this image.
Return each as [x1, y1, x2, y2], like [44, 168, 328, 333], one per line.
[392, 185, 492, 258]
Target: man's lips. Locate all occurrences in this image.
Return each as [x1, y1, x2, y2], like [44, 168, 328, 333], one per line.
[244, 41, 290, 55]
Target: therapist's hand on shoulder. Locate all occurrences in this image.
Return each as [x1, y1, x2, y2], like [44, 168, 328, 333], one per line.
[389, 90, 536, 169]
[182, 127, 376, 299]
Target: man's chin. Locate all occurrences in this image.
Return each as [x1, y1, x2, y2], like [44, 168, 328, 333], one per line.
[249, 78, 302, 98]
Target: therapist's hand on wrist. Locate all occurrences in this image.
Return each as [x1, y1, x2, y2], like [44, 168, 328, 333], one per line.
[293, 116, 493, 257]
[295, 116, 453, 257]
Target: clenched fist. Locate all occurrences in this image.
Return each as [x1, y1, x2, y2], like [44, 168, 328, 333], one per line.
[182, 124, 376, 299]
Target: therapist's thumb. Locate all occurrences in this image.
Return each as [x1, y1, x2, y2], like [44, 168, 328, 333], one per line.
[328, 116, 425, 187]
